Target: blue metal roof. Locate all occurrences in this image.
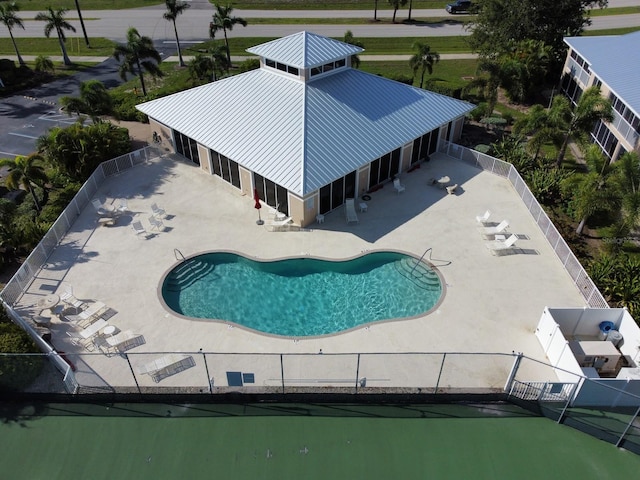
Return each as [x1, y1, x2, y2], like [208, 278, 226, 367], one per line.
[565, 31, 640, 117]
[246, 31, 363, 69]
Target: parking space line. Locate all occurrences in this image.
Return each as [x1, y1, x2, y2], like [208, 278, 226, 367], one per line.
[8, 132, 39, 139]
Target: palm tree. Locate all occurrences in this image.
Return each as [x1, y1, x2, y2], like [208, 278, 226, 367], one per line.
[34, 55, 55, 74]
[551, 86, 613, 168]
[209, 3, 247, 65]
[387, 0, 407, 23]
[35, 7, 76, 66]
[564, 145, 619, 235]
[513, 104, 562, 164]
[0, 154, 48, 212]
[60, 79, 112, 119]
[73, 0, 90, 47]
[343, 30, 364, 69]
[0, 2, 26, 66]
[407, 0, 414, 21]
[163, 0, 191, 67]
[373, 0, 379, 21]
[409, 42, 440, 88]
[112, 27, 163, 97]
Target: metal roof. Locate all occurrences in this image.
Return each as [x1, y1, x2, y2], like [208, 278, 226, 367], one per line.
[565, 31, 640, 117]
[137, 37, 474, 197]
[246, 31, 363, 69]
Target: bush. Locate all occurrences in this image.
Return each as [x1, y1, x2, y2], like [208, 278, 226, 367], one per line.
[469, 103, 488, 121]
[391, 74, 413, 85]
[110, 90, 148, 122]
[0, 314, 43, 392]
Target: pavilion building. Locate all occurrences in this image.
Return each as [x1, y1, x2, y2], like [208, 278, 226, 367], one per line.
[137, 31, 474, 226]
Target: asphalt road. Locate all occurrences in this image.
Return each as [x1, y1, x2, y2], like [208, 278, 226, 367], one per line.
[4, 5, 640, 42]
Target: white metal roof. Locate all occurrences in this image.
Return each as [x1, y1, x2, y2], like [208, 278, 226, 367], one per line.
[246, 31, 363, 69]
[565, 31, 640, 117]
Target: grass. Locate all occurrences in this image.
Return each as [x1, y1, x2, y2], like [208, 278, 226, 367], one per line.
[0, 38, 116, 57]
[361, 59, 478, 88]
[233, 0, 447, 9]
[245, 16, 466, 25]
[189, 36, 473, 57]
[13, 0, 161, 10]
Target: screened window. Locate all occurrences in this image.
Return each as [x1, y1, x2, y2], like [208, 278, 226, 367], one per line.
[369, 148, 402, 188]
[173, 131, 200, 165]
[253, 173, 289, 216]
[210, 149, 240, 188]
[318, 171, 356, 215]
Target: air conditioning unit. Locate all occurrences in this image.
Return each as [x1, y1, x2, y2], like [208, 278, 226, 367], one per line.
[569, 341, 621, 373]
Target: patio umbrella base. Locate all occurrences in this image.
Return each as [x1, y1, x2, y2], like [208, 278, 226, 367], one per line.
[256, 219, 264, 225]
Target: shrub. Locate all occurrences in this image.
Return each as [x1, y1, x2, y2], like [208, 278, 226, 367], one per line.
[0, 314, 43, 392]
[469, 103, 488, 122]
[391, 74, 413, 85]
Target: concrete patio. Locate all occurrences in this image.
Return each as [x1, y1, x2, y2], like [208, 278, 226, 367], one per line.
[14, 151, 585, 391]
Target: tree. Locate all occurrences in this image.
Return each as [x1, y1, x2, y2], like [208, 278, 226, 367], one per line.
[407, 0, 413, 21]
[409, 41, 439, 88]
[0, 2, 25, 66]
[387, 0, 407, 23]
[0, 154, 48, 212]
[209, 4, 247, 65]
[498, 39, 552, 103]
[513, 104, 563, 163]
[551, 86, 613, 168]
[163, 0, 191, 68]
[60, 79, 112, 119]
[188, 46, 230, 83]
[112, 27, 163, 97]
[35, 7, 76, 66]
[36, 121, 131, 181]
[73, 0, 90, 47]
[611, 151, 640, 234]
[563, 145, 619, 234]
[467, 0, 608, 74]
[343, 30, 364, 69]
[373, 0, 379, 21]
[34, 55, 54, 74]
[462, 59, 501, 117]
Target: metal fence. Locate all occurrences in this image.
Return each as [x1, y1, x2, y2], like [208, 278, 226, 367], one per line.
[441, 141, 608, 309]
[0, 146, 160, 393]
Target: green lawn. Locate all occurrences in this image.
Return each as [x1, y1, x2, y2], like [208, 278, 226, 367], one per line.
[13, 0, 161, 10]
[0, 38, 116, 57]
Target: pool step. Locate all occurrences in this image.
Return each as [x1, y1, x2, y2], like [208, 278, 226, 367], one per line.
[165, 260, 214, 291]
[396, 258, 441, 289]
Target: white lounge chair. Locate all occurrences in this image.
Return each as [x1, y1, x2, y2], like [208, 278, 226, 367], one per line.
[446, 184, 458, 195]
[148, 215, 164, 231]
[132, 221, 148, 238]
[91, 199, 115, 217]
[117, 199, 129, 213]
[266, 216, 293, 231]
[59, 286, 86, 310]
[479, 220, 509, 239]
[486, 234, 519, 255]
[476, 210, 491, 224]
[151, 203, 166, 218]
[393, 178, 405, 194]
[345, 198, 359, 224]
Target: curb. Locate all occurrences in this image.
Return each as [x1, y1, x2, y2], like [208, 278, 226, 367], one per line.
[23, 96, 58, 107]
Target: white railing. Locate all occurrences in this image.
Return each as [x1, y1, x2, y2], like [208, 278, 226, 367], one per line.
[441, 141, 608, 308]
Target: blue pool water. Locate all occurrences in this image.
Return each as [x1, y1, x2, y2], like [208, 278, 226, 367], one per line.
[161, 251, 443, 336]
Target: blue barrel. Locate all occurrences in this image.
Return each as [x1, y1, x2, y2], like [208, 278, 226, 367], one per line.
[599, 321, 615, 336]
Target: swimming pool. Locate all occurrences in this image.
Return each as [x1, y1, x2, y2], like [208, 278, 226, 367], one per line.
[161, 251, 444, 337]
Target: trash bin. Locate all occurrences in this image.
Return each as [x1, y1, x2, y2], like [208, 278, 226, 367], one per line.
[607, 330, 623, 347]
[598, 321, 615, 340]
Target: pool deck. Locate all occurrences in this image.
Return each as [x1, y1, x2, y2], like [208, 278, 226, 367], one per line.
[14, 152, 585, 390]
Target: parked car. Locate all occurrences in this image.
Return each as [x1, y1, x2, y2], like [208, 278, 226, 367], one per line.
[446, 0, 473, 14]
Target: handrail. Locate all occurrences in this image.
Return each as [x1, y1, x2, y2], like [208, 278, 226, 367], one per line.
[174, 248, 186, 262]
[410, 248, 432, 275]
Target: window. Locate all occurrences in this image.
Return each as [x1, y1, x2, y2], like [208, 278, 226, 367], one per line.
[210, 149, 241, 188]
[318, 171, 357, 214]
[174, 130, 200, 165]
[592, 120, 618, 159]
[265, 59, 275, 68]
[253, 173, 289, 215]
[369, 148, 402, 187]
